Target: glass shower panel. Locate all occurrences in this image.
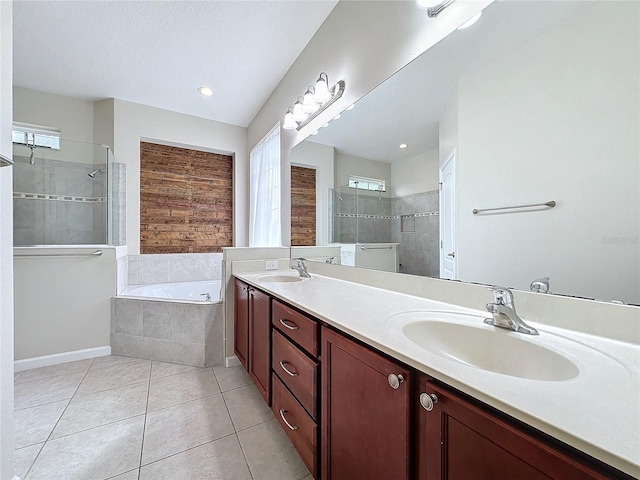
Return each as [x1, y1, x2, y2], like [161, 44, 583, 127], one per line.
[356, 186, 395, 244]
[12, 139, 111, 246]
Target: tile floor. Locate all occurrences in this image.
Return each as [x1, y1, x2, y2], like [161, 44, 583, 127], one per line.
[14, 355, 312, 480]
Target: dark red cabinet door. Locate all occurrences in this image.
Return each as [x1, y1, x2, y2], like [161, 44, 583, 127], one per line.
[417, 376, 620, 480]
[248, 287, 271, 405]
[322, 325, 411, 480]
[233, 279, 249, 370]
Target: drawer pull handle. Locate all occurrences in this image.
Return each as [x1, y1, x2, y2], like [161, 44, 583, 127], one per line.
[279, 361, 299, 377]
[279, 408, 298, 431]
[388, 373, 405, 389]
[279, 318, 299, 330]
[420, 392, 439, 412]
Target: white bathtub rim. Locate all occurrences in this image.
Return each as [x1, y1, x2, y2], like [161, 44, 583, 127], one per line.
[118, 280, 222, 304]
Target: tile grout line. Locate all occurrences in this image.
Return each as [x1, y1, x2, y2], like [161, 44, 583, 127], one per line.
[215, 367, 256, 480]
[20, 357, 97, 480]
[136, 361, 153, 480]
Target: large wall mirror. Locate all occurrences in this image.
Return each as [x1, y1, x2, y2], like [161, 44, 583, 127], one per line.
[290, 0, 639, 305]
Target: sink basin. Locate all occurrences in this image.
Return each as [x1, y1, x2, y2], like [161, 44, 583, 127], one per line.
[259, 274, 303, 283]
[402, 320, 579, 381]
[385, 311, 582, 381]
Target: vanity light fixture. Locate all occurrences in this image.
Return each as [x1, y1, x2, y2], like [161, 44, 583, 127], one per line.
[416, 0, 455, 18]
[198, 86, 213, 96]
[282, 72, 345, 130]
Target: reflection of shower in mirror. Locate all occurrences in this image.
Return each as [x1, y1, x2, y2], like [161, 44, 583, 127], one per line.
[88, 168, 104, 178]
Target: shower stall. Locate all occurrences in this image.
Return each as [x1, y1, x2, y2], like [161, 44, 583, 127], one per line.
[329, 183, 440, 276]
[12, 138, 126, 246]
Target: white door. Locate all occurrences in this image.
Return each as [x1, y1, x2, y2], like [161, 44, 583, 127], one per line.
[440, 149, 457, 279]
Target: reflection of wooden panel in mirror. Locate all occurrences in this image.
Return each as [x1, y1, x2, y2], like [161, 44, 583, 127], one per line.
[140, 141, 233, 253]
[291, 165, 316, 246]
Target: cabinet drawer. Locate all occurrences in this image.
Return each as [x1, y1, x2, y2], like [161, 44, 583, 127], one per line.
[272, 329, 319, 420]
[272, 299, 318, 357]
[272, 374, 318, 479]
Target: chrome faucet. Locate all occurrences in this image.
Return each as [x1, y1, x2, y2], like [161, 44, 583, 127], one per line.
[484, 286, 539, 335]
[530, 277, 550, 293]
[291, 258, 311, 278]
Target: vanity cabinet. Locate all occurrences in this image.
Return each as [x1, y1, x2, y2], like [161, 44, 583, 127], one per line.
[416, 376, 623, 480]
[271, 298, 320, 477]
[234, 278, 271, 404]
[321, 325, 412, 480]
[233, 279, 249, 370]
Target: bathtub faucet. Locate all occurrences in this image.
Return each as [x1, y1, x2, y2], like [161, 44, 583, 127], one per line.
[291, 258, 311, 278]
[200, 293, 211, 302]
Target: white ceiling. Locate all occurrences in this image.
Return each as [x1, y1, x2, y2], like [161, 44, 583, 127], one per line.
[12, 0, 338, 127]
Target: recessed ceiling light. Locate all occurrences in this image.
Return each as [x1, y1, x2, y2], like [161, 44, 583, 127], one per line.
[399, 143, 408, 149]
[346, 104, 355, 111]
[311, 131, 319, 136]
[457, 11, 482, 30]
[333, 114, 341, 120]
[198, 86, 214, 97]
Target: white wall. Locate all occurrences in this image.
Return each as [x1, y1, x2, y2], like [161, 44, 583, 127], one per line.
[439, 92, 458, 166]
[13, 86, 94, 142]
[391, 148, 439, 197]
[455, 1, 639, 303]
[101, 99, 249, 254]
[13, 248, 117, 360]
[290, 141, 334, 245]
[0, 1, 14, 477]
[248, 0, 492, 246]
[334, 152, 391, 189]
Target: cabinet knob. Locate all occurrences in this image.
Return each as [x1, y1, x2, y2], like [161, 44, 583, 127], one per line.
[388, 373, 405, 389]
[419, 392, 439, 411]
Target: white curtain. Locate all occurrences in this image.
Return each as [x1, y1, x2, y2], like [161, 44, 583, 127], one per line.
[249, 125, 281, 246]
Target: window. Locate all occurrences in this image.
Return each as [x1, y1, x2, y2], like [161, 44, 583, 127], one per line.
[12, 122, 61, 150]
[348, 175, 386, 192]
[249, 125, 281, 246]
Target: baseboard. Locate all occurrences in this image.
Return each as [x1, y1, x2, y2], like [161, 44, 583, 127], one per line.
[224, 355, 241, 367]
[15, 346, 112, 372]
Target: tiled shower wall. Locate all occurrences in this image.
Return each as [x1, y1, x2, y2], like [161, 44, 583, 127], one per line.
[13, 156, 107, 245]
[333, 191, 394, 244]
[392, 190, 440, 277]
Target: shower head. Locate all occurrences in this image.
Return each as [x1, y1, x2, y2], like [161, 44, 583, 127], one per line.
[88, 168, 104, 178]
[335, 193, 343, 201]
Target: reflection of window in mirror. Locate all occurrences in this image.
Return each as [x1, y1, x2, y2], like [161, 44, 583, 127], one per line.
[348, 175, 386, 192]
[291, 165, 316, 246]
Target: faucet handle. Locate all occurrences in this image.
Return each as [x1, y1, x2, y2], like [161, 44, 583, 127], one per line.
[488, 286, 514, 306]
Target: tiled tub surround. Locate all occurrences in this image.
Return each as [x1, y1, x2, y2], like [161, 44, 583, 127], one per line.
[127, 252, 223, 288]
[234, 269, 640, 478]
[111, 297, 223, 367]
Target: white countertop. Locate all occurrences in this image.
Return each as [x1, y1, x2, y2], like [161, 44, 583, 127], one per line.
[234, 270, 640, 478]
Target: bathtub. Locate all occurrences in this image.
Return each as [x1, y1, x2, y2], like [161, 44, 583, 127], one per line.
[112, 280, 224, 367]
[121, 280, 222, 304]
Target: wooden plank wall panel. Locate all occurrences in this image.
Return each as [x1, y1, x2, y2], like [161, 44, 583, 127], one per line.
[291, 165, 316, 246]
[140, 142, 233, 254]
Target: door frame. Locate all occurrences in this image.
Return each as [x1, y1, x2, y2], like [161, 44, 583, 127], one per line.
[439, 148, 457, 279]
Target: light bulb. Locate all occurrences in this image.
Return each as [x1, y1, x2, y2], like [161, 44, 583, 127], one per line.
[399, 143, 408, 149]
[314, 73, 332, 104]
[292, 100, 308, 123]
[283, 111, 298, 130]
[302, 88, 320, 114]
[457, 11, 482, 30]
[198, 86, 213, 96]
